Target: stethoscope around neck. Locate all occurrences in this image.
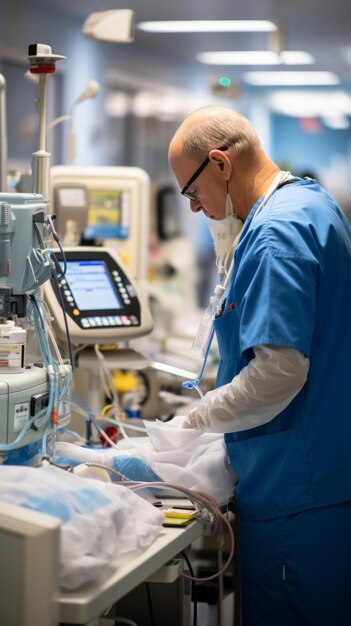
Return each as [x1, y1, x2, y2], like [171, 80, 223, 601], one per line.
[181, 170, 292, 399]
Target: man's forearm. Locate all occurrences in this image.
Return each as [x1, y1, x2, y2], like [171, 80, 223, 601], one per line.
[183, 345, 309, 432]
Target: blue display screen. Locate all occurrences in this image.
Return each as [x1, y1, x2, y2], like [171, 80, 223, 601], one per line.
[63, 260, 121, 311]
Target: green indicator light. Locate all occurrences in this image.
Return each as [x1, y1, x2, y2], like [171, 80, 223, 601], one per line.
[218, 76, 232, 87]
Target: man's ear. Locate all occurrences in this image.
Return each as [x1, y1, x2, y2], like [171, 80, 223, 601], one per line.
[208, 149, 232, 180]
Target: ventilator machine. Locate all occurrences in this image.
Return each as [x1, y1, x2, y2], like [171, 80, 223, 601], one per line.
[0, 44, 153, 463]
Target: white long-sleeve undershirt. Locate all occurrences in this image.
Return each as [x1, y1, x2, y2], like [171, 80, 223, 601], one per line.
[183, 345, 309, 433]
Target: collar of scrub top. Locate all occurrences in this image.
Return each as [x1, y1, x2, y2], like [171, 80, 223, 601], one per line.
[253, 171, 293, 219]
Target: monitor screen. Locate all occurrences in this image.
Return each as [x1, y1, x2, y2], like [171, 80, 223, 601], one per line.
[84, 189, 131, 240]
[46, 247, 149, 339]
[58, 187, 87, 207]
[63, 260, 122, 311]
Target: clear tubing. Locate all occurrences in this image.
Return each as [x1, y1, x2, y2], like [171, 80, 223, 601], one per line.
[182, 325, 215, 398]
[94, 344, 120, 413]
[77, 464, 235, 584]
[67, 401, 121, 450]
[0, 407, 48, 451]
[97, 416, 147, 434]
[46, 320, 64, 366]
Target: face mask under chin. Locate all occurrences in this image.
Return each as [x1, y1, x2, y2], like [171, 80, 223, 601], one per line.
[209, 194, 243, 258]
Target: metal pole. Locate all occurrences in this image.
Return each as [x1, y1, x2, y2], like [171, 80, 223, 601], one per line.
[0, 74, 8, 192]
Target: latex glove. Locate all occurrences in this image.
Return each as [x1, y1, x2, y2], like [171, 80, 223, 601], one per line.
[156, 415, 188, 428]
[181, 417, 195, 429]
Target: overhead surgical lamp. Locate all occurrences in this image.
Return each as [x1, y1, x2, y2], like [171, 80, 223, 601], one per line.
[82, 9, 135, 43]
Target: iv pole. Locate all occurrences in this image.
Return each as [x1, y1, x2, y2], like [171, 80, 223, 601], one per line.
[0, 74, 8, 192]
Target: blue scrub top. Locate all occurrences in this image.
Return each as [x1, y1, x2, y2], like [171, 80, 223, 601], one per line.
[215, 178, 351, 520]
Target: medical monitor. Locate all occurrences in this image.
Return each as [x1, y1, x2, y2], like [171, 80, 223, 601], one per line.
[53, 185, 89, 243]
[43, 247, 153, 344]
[51, 166, 150, 281]
[84, 188, 130, 240]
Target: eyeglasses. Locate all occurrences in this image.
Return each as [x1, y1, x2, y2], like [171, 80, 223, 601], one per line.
[181, 144, 229, 200]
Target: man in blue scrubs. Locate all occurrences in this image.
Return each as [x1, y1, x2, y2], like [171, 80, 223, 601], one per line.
[169, 106, 351, 626]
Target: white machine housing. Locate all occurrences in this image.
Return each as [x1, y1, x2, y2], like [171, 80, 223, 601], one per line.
[50, 166, 151, 282]
[0, 366, 70, 447]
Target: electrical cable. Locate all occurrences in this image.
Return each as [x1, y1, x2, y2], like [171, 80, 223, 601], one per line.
[101, 403, 115, 416]
[29, 293, 46, 330]
[50, 250, 66, 279]
[73, 355, 146, 445]
[54, 239, 67, 276]
[94, 344, 118, 404]
[145, 582, 156, 626]
[181, 550, 197, 626]
[84, 462, 130, 483]
[127, 483, 235, 583]
[77, 462, 235, 584]
[217, 547, 224, 626]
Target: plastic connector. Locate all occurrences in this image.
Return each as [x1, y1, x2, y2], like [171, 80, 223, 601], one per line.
[214, 284, 225, 297]
[200, 508, 215, 526]
[47, 364, 54, 377]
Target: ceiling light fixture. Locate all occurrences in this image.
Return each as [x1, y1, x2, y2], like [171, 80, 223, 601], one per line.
[268, 91, 351, 118]
[244, 71, 340, 86]
[197, 51, 314, 65]
[137, 20, 277, 33]
[322, 114, 350, 130]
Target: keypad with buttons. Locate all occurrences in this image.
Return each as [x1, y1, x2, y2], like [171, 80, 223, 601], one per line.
[53, 251, 141, 330]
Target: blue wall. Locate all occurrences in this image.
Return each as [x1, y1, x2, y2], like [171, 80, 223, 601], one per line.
[271, 113, 351, 176]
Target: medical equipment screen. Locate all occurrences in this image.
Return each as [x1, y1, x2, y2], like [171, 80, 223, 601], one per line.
[63, 261, 122, 311]
[52, 249, 141, 330]
[84, 189, 131, 240]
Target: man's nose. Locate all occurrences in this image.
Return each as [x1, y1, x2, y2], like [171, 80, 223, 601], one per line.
[190, 199, 202, 213]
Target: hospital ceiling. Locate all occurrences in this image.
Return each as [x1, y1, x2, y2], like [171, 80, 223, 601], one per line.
[38, 0, 351, 91]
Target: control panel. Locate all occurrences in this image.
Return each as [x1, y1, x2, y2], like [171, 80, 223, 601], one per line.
[43, 247, 153, 345]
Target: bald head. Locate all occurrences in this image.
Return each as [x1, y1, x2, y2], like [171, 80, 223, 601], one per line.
[168, 105, 279, 221]
[169, 105, 261, 167]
